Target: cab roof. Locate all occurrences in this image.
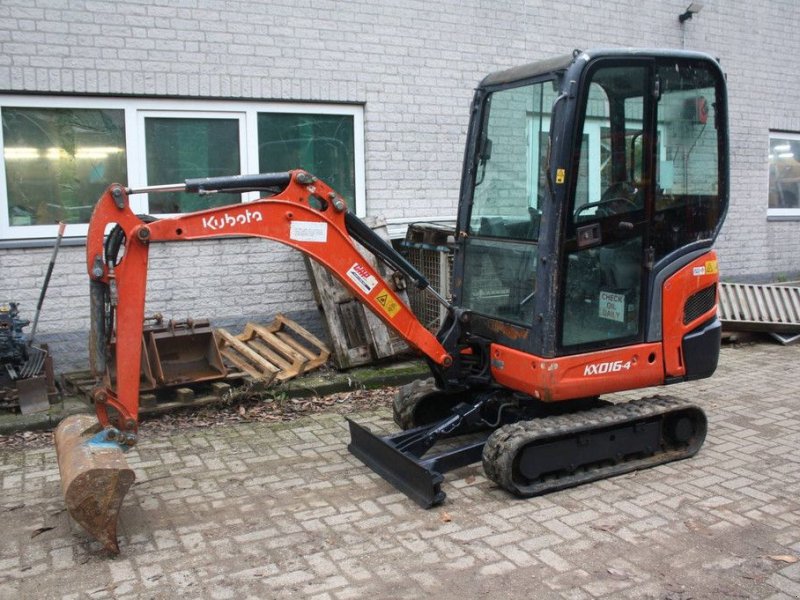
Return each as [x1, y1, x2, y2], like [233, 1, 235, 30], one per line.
[478, 48, 719, 89]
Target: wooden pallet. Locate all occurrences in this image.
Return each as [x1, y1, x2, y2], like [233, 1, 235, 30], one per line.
[305, 216, 411, 369]
[215, 314, 330, 384]
[62, 370, 243, 416]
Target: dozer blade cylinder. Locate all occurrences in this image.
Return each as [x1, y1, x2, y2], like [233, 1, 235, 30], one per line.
[53, 414, 135, 554]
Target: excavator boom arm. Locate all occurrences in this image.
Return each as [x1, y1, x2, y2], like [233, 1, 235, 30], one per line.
[85, 170, 451, 437]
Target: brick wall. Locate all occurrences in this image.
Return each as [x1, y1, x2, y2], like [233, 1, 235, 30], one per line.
[0, 0, 798, 372]
[0, 240, 325, 370]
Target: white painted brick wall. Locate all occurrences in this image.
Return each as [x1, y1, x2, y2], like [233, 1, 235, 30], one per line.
[0, 0, 798, 371]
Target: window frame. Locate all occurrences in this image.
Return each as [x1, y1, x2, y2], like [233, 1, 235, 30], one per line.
[768, 130, 800, 219]
[0, 95, 365, 240]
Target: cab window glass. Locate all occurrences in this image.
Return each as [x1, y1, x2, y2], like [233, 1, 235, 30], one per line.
[468, 81, 557, 241]
[652, 61, 722, 260]
[561, 65, 649, 348]
[461, 79, 555, 325]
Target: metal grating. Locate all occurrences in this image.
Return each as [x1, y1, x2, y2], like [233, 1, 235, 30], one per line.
[683, 284, 717, 325]
[718, 282, 800, 333]
[401, 223, 455, 332]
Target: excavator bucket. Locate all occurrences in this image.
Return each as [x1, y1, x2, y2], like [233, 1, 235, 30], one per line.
[53, 414, 135, 554]
[146, 319, 227, 386]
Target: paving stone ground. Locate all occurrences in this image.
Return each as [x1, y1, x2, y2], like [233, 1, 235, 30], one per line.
[1, 341, 800, 600]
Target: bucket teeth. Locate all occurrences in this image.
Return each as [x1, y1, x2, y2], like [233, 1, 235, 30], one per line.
[54, 415, 135, 554]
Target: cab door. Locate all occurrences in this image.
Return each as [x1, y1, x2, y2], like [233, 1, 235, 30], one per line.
[457, 77, 558, 351]
[558, 62, 655, 352]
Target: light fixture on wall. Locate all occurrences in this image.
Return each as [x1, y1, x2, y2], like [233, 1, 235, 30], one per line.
[679, 2, 703, 23]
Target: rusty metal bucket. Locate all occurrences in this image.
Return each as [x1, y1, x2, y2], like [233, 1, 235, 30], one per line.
[146, 319, 227, 386]
[53, 414, 135, 554]
[108, 337, 158, 392]
[107, 317, 227, 391]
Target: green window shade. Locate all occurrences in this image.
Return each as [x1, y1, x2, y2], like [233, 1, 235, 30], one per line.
[2, 107, 126, 225]
[257, 113, 355, 203]
[145, 117, 241, 213]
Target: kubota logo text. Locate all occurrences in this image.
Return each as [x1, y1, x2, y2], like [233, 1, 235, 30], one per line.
[583, 360, 633, 376]
[201, 209, 264, 231]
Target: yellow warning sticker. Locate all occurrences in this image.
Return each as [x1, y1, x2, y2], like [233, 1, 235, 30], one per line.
[375, 288, 401, 318]
[705, 259, 718, 274]
[555, 168, 566, 184]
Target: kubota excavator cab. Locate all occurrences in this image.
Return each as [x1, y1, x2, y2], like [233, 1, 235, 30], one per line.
[453, 48, 727, 381]
[349, 48, 728, 505]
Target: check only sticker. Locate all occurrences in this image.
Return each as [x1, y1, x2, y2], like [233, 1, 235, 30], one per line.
[347, 263, 378, 294]
[289, 221, 328, 242]
[598, 290, 625, 323]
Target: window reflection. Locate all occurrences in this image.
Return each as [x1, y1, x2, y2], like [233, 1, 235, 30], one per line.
[2, 107, 127, 225]
[145, 117, 241, 213]
[258, 113, 355, 204]
[769, 135, 800, 209]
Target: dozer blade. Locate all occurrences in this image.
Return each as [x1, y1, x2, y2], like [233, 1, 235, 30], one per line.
[347, 418, 487, 508]
[53, 414, 135, 554]
[347, 418, 446, 508]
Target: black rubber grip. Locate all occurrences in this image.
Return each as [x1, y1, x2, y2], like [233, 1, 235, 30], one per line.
[185, 172, 291, 193]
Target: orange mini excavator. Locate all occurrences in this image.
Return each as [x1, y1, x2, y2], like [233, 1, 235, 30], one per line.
[55, 49, 728, 552]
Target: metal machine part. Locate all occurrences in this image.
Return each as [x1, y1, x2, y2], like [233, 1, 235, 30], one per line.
[482, 396, 706, 497]
[0, 302, 31, 374]
[108, 317, 228, 391]
[53, 415, 135, 554]
[0, 303, 55, 414]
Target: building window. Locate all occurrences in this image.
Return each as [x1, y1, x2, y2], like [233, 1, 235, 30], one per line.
[142, 113, 246, 213]
[0, 97, 365, 240]
[769, 132, 800, 217]
[258, 113, 356, 207]
[2, 106, 127, 228]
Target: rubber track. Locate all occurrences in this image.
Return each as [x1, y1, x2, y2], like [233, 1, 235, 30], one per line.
[393, 378, 437, 429]
[482, 395, 706, 497]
